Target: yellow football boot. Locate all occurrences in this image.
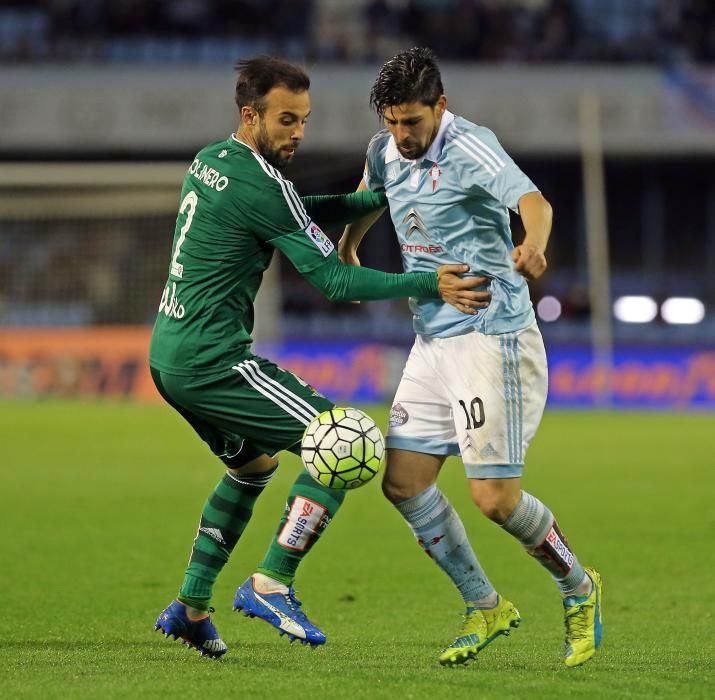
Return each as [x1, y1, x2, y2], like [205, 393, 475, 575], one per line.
[439, 596, 521, 666]
[563, 567, 603, 668]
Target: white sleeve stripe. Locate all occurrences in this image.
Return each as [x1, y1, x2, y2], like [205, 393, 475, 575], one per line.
[277, 176, 310, 229]
[461, 132, 506, 168]
[255, 155, 309, 228]
[251, 153, 310, 228]
[452, 137, 498, 176]
[260, 157, 311, 228]
[456, 132, 505, 173]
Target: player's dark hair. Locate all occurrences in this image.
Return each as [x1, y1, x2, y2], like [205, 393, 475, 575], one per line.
[234, 56, 310, 114]
[369, 47, 444, 117]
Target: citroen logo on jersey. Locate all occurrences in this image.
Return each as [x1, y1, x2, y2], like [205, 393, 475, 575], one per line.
[402, 208, 431, 241]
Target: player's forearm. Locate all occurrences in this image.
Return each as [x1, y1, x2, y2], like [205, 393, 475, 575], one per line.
[300, 191, 387, 230]
[518, 191, 552, 253]
[339, 179, 383, 255]
[340, 209, 383, 256]
[304, 260, 439, 302]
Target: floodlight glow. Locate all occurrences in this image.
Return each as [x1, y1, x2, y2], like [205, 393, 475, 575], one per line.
[537, 295, 562, 322]
[613, 295, 657, 323]
[661, 297, 705, 325]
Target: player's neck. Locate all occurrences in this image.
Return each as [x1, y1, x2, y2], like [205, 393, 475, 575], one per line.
[234, 129, 258, 153]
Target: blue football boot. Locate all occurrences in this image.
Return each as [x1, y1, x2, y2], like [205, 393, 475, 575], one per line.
[155, 599, 228, 658]
[233, 576, 326, 646]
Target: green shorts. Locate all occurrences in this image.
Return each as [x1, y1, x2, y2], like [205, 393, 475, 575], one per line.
[151, 356, 334, 468]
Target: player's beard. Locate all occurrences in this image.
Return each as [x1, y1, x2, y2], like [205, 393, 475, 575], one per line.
[397, 141, 427, 160]
[397, 119, 440, 160]
[256, 123, 297, 170]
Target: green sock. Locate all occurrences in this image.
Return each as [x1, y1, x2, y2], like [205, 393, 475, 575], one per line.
[178, 467, 276, 611]
[256, 471, 346, 586]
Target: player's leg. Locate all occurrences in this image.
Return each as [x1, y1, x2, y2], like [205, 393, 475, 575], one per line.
[155, 452, 278, 657]
[228, 356, 345, 646]
[383, 448, 498, 608]
[456, 325, 602, 667]
[470, 477, 601, 667]
[384, 337, 515, 665]
[384, 447, 520, 667]
[178, 452, 278, 613]
[470, 477, 590, 597]
[151, 368, 280, 657]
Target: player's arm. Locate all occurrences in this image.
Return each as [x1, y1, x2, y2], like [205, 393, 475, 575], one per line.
[513, 191, 552, 281]
[459, 127, 552, 282]
[272, 232, 478, 310]
[300, 189, 387, 231]
[249, 173, 481, 310]
[337, 178, 385, 266]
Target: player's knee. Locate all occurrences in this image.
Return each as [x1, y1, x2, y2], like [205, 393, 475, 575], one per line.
[381, 475, 404, 504]
[471, 489, 514, 524]
[381, 474, 416, 505]
[382, 472, 438, 505]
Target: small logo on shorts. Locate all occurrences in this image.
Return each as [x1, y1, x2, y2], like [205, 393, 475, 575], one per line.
[389, 403, 409, 427]
[479, 442, 499, 458]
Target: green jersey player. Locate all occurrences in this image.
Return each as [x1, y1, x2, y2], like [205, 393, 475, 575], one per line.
[151, 56, 489, 657]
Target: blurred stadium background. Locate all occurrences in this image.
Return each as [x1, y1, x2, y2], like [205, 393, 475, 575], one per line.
[2, 4, 715, 697]
[0, 0, 714, 408]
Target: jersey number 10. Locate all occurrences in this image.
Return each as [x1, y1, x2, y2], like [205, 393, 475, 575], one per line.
[459, 396, 485, 430]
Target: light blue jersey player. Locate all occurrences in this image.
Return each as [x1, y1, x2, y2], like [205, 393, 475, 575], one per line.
[364, 111, 537, 338]
[340, 48, 602, 669]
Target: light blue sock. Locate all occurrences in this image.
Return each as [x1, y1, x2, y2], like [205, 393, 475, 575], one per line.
[395, 484, 496, 605]
[502, 491, 588, 596]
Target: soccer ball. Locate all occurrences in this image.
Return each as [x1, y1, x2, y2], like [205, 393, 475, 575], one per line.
[301, 407, 385, 489]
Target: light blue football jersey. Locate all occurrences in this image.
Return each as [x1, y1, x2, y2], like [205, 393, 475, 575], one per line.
[364, 111, 539, 337]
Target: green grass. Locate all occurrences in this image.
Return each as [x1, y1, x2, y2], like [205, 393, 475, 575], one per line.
[1, 401, 713, 699]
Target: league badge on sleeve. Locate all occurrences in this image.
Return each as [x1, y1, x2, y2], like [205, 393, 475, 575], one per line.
[304, 222, 335, 257]
[429, 164, 442, 191]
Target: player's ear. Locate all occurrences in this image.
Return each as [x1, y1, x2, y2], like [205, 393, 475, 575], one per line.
[240, 106, 257, 127]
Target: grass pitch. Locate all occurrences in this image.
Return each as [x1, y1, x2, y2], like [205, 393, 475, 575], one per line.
[1, 401, 713, 699]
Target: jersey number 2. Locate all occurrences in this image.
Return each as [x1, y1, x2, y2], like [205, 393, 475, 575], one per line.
[170, 190, 198, 279]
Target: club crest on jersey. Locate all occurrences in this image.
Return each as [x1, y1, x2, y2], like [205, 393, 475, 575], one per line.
[429, 163, 442, 191]
[304, 222, 334, 257]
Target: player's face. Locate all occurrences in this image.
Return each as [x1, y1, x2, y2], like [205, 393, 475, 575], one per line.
[383, 96, 448, 160]
[255, 86, 311, 170]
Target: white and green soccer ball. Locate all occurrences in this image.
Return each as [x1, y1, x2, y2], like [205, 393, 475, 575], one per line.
[301, 407, 385, 490]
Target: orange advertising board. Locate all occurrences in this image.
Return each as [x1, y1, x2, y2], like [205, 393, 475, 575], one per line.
[0, 327, 159, 400]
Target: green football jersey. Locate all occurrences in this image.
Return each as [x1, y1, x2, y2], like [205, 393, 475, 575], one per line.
[149, 135, 439, 375]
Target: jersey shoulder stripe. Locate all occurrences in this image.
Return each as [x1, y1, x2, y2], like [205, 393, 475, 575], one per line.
[250, 152, 310, 229]
[446, 122, 506, 178]
[367, 128, 391, 157]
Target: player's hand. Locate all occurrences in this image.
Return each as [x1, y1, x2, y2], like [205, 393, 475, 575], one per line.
[512, 244, 547, 281]
[437, 264, 491, 315]
[338, 237, 361, 267]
